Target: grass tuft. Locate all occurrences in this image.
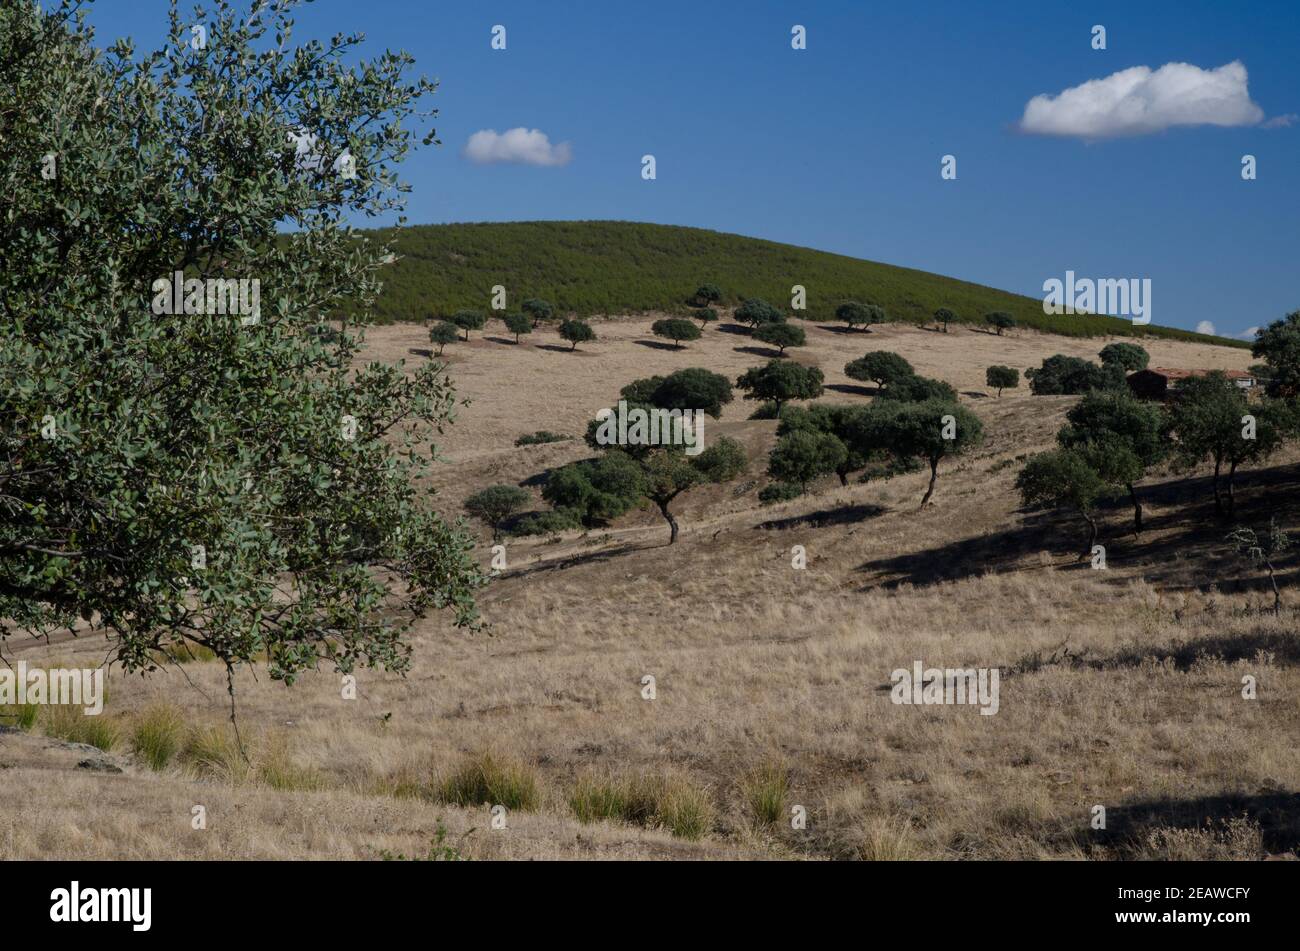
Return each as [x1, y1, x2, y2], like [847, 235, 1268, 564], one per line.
[435, 751, 541, 812]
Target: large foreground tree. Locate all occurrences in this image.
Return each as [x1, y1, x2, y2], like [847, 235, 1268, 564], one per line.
[1, 0, 482, 689]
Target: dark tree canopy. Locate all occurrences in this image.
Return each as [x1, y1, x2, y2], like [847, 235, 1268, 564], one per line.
[933, 307, 955, 332]
[876, 374, 958, 403]
[693, 283, 723, 307]
[1251, 310, 1300, 399]
[735, 298, 785, 328]
[522, 297, 555, 326]
[692, 307, 718, 327]
[836, 300, 882, 332]
[558, 318, 596, 350]
[1016, 449, 1110, 554]
[985, 365, 1020, 396]
[503, 312, 532, 342]
[464, 485, 531, 543]
[619, 368, 733, 418]
[735, 360, 824, 411]
[652, 318, 702, 348]
[767, 430, 847, 494]
[1026, 355, 1119, 395]
[845, 351, 914, 389]
[984, 311, 1016, 335]
[0, 0, 481, 685]
[1099, 342, 1150, 373]
[451, 309, 486, 340]
[753, 321, 806, 354]
[428, 321, 460, 355]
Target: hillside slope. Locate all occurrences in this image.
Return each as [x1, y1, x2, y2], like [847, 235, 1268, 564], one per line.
[362, 220, 1243, 346]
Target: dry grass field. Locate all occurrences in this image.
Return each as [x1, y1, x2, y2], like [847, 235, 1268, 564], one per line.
[4, 314, 1298, 861]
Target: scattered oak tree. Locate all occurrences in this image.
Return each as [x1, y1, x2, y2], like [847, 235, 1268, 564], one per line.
[1251, 310, 1300, 400]
[451, 309, 486, 340]
[522, 297, 554, 328]
[866, 399, 983, 507]
[984, 311, 1016, 336]
[1016, 449, 1110, 556]
[767, 429, 847, 495]
[736, 360, 824, 414]
[693, 307, 718, 328]
[1099, 342, 1150, 373]
[933, 307, 955, 333]
[1169, 373, 1289, 515]
[753, 321, 806, 355]
[503, 312, 532, 343]
[845, 351, 914, 390]
[836, 300, 882, 333]
[618, 368, 733, 418]
[876, 374, 958, 404]
[464, 485, 531, 543]
[693, 283, 723, 308]
[1026, 354, 1118, 395]
[985, 365, 1020, 397]
[558, 318, 596, 351]
[0, 0, 482, 692]
[1058, 389, 1168, 533]
[652, 318, 702, 349]
[429, 321, 460, 355]
[735, 298, 785, 329]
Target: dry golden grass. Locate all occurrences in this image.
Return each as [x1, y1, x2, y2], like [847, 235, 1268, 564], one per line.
[3, 316, 1295, 861]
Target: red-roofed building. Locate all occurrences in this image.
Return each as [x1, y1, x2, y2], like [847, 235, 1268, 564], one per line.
[1126, 367, 1257, 401]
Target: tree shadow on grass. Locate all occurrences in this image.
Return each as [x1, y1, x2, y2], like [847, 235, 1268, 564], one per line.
[817, 324, 871, 335]
[760, 502, 886, 531]
[485, 336, 525, 346]
[826, 383, 878, 398]
[634, 339, 688, 352]
[497, 541, 647, 581]
[1081, 791, 1300, 856]
[716, 322, 753, 336]
[856, 463, 1300, 592]
[1011, 624, 1300, 677]
[734, 345, 786, 359]
[535, 344, 589, 354]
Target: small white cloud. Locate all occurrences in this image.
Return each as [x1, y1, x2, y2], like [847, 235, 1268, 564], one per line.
[1235, 326, 1260, 340]
[1019, 61, 1265, 138]
[1196, 320, 1218, 336]
[1261, 113, 1298, 129]
[463, 128, 573, 167]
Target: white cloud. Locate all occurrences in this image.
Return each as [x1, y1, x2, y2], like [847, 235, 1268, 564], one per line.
[1261, 113, 1298, 129]
[1235, 326, 1260, 340]
[463, 128, 573, 167]
[1196, 320, 1217, 336]
[1019, 61, 1265, 138]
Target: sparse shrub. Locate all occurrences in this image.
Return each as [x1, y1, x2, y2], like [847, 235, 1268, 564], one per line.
[985, 365, 1020, 396]
[131, 704, 185, 770]
[515, 430, 569, 447]
[1226, 517, 1292, 615]
[0, 702, 40, 731]
[509, 509, 581, 538]
[1140, 817, 1262, 861]
[41, 704, 121, 752]
[428, 320, 459, 355]
[758, 481, 803, 504]
[569, 771, 714, 840]
[856, 815, 920, 860]
[436, 751, 541, 812]
[652, 318, 701, 348]
[379, 821, 470, 861]
[558, 318, 595, 351]
[753, 321, 806, 354]
[692, 283, 722, 307]
[180, 725, 251, 783]
[742, 760, 789, 828]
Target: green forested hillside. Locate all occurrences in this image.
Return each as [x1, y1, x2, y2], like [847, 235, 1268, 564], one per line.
[360, 220, 1243, 346]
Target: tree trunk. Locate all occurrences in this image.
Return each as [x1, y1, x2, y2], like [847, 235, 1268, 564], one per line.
[837, 470, 849, 488]
[1126, 482, 1143, 534]
[1226, 461, 1238, 515]
[919, 458, 939, 508]
[657, 499, 679, 545]
[570, 341, 577, 351]
[1267, 562, 1280, 615]
[1081, 511, 1098, 560]
[1212, 458, 1224, 514]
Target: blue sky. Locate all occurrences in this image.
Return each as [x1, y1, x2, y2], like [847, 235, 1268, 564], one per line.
[88, 0, 1298, 337]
